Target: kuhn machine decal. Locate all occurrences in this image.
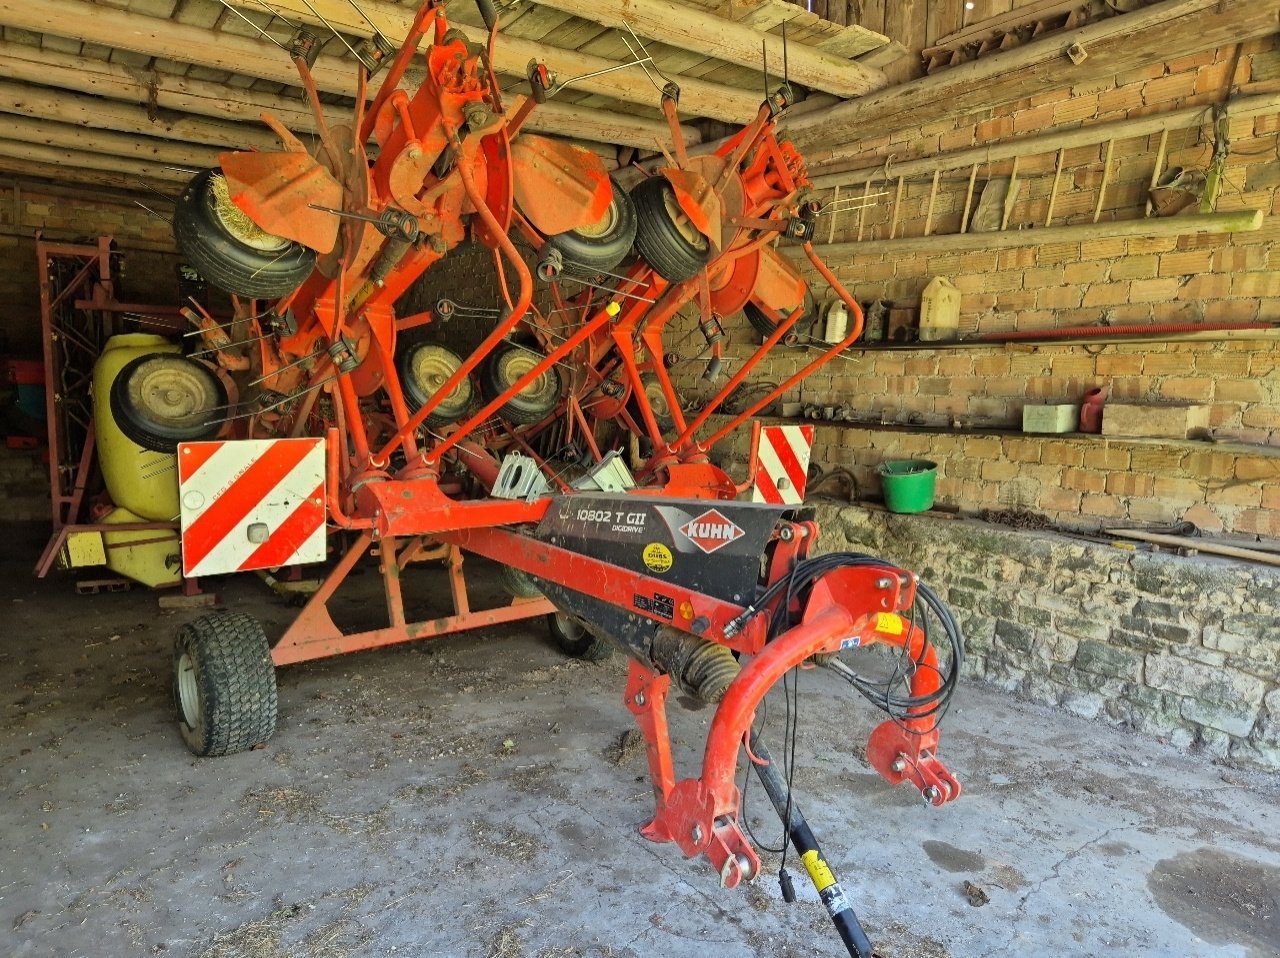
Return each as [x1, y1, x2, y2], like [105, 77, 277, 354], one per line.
[678, 508, 745, 554]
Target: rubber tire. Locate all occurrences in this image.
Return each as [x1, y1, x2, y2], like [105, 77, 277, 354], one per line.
[109, 352, 227, 454]
[478, 343, 563, 425]
[630, 176, 711, 283]
[396, 341, 473, 428]
[500, 564, 544, 600]
[545, 182, 638, 274]
[626, 372, 676, 434]
[173, 611, 278, 757]
[547, 612, 614, 662]
[743, 290, 817, 338]
[174, 168, 316, 299]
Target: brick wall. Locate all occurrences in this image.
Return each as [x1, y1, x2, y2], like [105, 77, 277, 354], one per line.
[791, 38, 1279, 330]
[815, 504, 1280, 769]
[672, 38, 1280, 539]
[0, 183, 180, 354]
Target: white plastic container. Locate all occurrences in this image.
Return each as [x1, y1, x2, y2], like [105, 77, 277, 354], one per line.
[919, 276, 962, 342]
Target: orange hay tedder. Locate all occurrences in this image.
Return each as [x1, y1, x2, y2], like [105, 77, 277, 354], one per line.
[145, 3, 964, 952]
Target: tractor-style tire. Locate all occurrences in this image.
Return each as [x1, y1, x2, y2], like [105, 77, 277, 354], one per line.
[174, 168, 316, 299]
[626, 372, 676, 435]
[743, 291, 817, 339]
[397, 341, 473, 428]
[630, 176, 711, 283]
[547, 612, 614, 662]
[500, 564, 544, 600]
[545, 182, 638, 274]
[109, 352, 227, 454]
[478, 343, 563, 425]
[173, 612, 278, 757]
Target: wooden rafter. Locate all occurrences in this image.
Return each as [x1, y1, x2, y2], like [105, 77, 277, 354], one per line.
[226, 0, 764, 124]
[0, 0, 698, 150]
[785, 0, 1280, 156]
[524, 0, 889, 98]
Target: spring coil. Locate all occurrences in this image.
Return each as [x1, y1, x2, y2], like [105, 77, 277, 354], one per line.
[652, 627, 741, 704]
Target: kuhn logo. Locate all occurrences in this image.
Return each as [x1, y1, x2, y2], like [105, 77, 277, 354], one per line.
[679, 509, 744, 554]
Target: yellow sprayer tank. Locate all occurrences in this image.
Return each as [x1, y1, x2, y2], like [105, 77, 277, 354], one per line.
[92, 334, 181, 523]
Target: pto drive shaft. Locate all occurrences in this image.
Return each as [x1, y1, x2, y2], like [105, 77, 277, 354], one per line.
[748, 731, 875, 958]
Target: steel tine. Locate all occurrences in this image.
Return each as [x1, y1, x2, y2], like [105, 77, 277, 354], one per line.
[299, 0, 370, 65]
[212, 0, 290, 52]
[250, 0, 296, 27]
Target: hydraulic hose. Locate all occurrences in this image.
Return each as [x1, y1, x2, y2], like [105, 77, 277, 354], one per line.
[748, 733, 875, 958]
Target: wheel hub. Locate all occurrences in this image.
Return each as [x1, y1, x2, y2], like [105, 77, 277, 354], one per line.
[209, 173, 292, 252]
[130, 358, 220, 427]
[176, 650, 200, 729]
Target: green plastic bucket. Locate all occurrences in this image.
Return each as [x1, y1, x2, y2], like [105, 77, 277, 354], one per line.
[878, 459, 938, 514]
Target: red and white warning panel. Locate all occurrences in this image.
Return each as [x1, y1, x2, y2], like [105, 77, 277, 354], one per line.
[750, 424, 814, 506]
[177, 438, 327, 578]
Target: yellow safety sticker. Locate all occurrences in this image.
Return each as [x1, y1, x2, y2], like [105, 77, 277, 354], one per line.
[875, 612, 905, 635]
[642, 542, 673, 573]
[801, 850, 836, 892]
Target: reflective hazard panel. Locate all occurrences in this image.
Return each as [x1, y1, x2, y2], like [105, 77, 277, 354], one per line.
[177, 438, 327, 577]
[750, 424, 814, 506]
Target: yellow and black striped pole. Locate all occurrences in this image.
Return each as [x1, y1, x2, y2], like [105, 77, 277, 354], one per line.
[749, 732, 875, 958]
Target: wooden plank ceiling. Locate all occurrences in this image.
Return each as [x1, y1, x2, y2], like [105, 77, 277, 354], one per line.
[0, 0, 896, 197]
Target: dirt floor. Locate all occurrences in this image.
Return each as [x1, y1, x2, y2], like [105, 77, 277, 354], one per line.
[3, 522, 1279, 958]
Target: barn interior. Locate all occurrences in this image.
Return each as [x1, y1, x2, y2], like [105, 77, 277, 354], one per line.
[1, 2, 1279, 957]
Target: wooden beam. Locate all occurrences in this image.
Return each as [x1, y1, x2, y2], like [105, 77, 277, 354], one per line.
[796, 209, 1263, 258]
[227, 0, 760, 124]
[0, 137, 193, 185]
[0, 79, 277, 152]
[0, 114, 223, 169]
[0, 39, 321, 134]
[787, 0, 1280, 153]
[0, 0, 697, 149]
[928, 0, 1094, 51]
[0, 163, 180, 200]
[807, 91, 1280, 188]
[1104, 529, 1280, 567]
[524, 0, 889, 98]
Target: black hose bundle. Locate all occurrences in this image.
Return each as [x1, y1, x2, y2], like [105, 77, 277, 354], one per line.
[755, 551, 964, 731]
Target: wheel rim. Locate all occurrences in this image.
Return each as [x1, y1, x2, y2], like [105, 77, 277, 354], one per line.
[555, 612, 585, 641]
[574, 197, 618, 239]
[177, 650, 200, 728]
[125, 358, 220, 432]
[408, 345, 470, 419]
[643, 378, 671, 420]
[208, 173, 291, 253]
[499, 348, 559, 411]
[660, 186, 708, 251]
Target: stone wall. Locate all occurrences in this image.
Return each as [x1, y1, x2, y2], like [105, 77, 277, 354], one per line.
[813, 503, 1280, 769]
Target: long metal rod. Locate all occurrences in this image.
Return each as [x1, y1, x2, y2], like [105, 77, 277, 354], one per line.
[748, 733, 874, 958]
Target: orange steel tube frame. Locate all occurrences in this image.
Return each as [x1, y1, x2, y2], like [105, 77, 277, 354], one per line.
[435, 524, 959, 886]
[271, 529, 554, 666]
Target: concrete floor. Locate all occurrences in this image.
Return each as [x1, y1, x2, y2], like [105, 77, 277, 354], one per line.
[2, 523, 1278, 958]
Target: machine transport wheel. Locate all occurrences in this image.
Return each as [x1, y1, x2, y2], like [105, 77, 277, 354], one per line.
[109, 352, 227, 453]
[397, 342, 473, 427]
[544, 182, 638, 273]
[626, 372, 676, 435]
[479, 343, 563, 425]
[174, 168, 317, 299]
[630, 176, 712, 283]
[173, 611, 278, 757]
[547, 612, 614, 662]
[743, 291, 817, 339]
[500, 564, 544, 600]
